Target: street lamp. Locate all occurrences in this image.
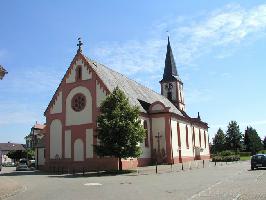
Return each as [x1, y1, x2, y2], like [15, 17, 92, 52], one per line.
[0, 65, 8, 80]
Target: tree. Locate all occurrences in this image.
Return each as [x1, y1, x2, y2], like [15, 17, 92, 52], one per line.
[263, 136, 266, 150]
[95, 87, 146, 171]
[225, 121, 242, 153]
[6, 149, 35, 162]
[212, 128, 226, 153]
[244, 126, 263, 155]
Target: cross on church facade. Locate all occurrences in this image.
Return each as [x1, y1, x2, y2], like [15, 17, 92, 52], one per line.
[77, 37, 83, 53]
[155, 132, 162, 150]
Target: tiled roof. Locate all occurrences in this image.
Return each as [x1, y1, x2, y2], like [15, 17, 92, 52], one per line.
[84, 56, 184, 116]
[33, 124, 46, 130]
[0, 143, 25, 151]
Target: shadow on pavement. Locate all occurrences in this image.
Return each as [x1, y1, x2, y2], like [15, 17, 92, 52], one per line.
[0, 169, 137, 178]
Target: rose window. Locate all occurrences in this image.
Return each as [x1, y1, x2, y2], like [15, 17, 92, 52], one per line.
[71, 93, 86, 112]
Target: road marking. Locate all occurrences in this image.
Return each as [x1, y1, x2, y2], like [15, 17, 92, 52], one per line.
[232, 193, 241, 200]
[187, 181, 222, 200]
[84, 183, 102, 186]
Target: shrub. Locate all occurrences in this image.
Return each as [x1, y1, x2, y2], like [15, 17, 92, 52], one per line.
[212, 150, 240, 162]
[239, 152, 251, 157]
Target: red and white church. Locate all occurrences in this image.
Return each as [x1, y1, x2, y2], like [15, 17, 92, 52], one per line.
[43, 38, 210, 171]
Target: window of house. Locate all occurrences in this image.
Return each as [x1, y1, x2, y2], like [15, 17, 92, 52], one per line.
[71, 93, 86, 112]
[186, 125, 189, 149]
[192, 127, 195, 146]
[167, 91, 172, 101]
[144, 120, 149, 147]
[204, 131, 206, 148]
[199, 129, 201, 147]
[76, 66, 82, 81]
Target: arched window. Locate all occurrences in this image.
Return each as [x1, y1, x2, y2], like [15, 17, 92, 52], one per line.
[76, 66, 82, 81]
[186, 125, 189, 149]
[144, 120, 149, 147]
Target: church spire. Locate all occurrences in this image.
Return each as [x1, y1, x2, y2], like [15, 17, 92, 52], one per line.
[160, 37, 186, 111]
[161, 36, 179, 83]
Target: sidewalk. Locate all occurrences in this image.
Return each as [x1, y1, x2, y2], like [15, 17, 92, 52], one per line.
[0, 168, 23, 200]
[136, 160, 241, 175]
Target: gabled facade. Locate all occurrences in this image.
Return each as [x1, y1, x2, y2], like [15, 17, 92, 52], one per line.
[44, 39, 210, 171]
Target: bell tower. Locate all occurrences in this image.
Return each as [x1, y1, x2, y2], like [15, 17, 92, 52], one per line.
[160, 37, 185, 111]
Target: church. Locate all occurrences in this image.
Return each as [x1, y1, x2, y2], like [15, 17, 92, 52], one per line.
[43, 37, 210, 171]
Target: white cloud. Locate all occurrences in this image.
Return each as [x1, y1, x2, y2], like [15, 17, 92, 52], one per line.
[92, 3, 266, 79]
[0, 66, 62, 94]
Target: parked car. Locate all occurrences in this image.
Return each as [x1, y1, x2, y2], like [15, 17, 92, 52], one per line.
[27, 160, 35, 168]
[16, 159, 29, 171]
[251, 154, 266, 170]
[0, 164, 2, 171]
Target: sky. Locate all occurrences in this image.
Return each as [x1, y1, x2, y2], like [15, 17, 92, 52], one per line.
[0, 0, 266, 144]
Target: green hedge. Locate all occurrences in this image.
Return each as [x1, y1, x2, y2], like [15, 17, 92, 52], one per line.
[239, 152, 251, 157]
[212, 150, 240, 162]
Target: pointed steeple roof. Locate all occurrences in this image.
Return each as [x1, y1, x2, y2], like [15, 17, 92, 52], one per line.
[160, 37, 180, 83]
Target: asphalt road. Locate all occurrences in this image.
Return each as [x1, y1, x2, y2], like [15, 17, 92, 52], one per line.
[1, 161, 265, 200]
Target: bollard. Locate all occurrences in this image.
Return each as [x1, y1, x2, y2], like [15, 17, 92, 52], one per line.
[203, 160, 205, 168]
[181, 163, 184, 171]
[215, 161, 217, 166]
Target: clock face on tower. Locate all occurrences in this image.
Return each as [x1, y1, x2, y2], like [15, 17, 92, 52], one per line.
[165, 82, 173, 91]
[71, 93, 86, 112]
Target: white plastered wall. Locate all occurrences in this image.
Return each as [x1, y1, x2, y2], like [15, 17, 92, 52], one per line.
[74, 139, 84, 161]
[65, 130, 71, 158]
[177, 82, 185, 111]
[140, 117, 151, 159]
[179, 122, 193, 157]
[66, 59, 92, 83]
[96, 80, 107, 107]
[66, 86, 92, 126]
[37, 148, 45, 165]
[193, 126, 210, 156]
[151, 103, 164, 111]
[50, 119, 62, 159]
[171, 118, 179, 157]
[86, 129, 93, 158]
[50, 91, 62, 114]
[152, 117, 166, 152]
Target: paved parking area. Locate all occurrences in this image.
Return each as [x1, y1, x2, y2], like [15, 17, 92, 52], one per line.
[1, 161, 265, 200]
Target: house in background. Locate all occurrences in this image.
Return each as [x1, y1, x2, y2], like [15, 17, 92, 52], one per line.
[25, 122, 46, 169]
[0, 142, 25, 165]
[43, 37, 210, 172]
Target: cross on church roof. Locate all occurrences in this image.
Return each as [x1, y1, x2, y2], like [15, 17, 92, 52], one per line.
[77, 37, 83, 53]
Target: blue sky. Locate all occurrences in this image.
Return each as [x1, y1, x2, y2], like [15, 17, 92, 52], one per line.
[0, 0, 266, 143]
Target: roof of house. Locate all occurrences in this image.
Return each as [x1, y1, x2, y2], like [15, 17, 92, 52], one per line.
[33, 123, 46, 130]
[0, 143, 25, 151]
[84, 56, 184, 116]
